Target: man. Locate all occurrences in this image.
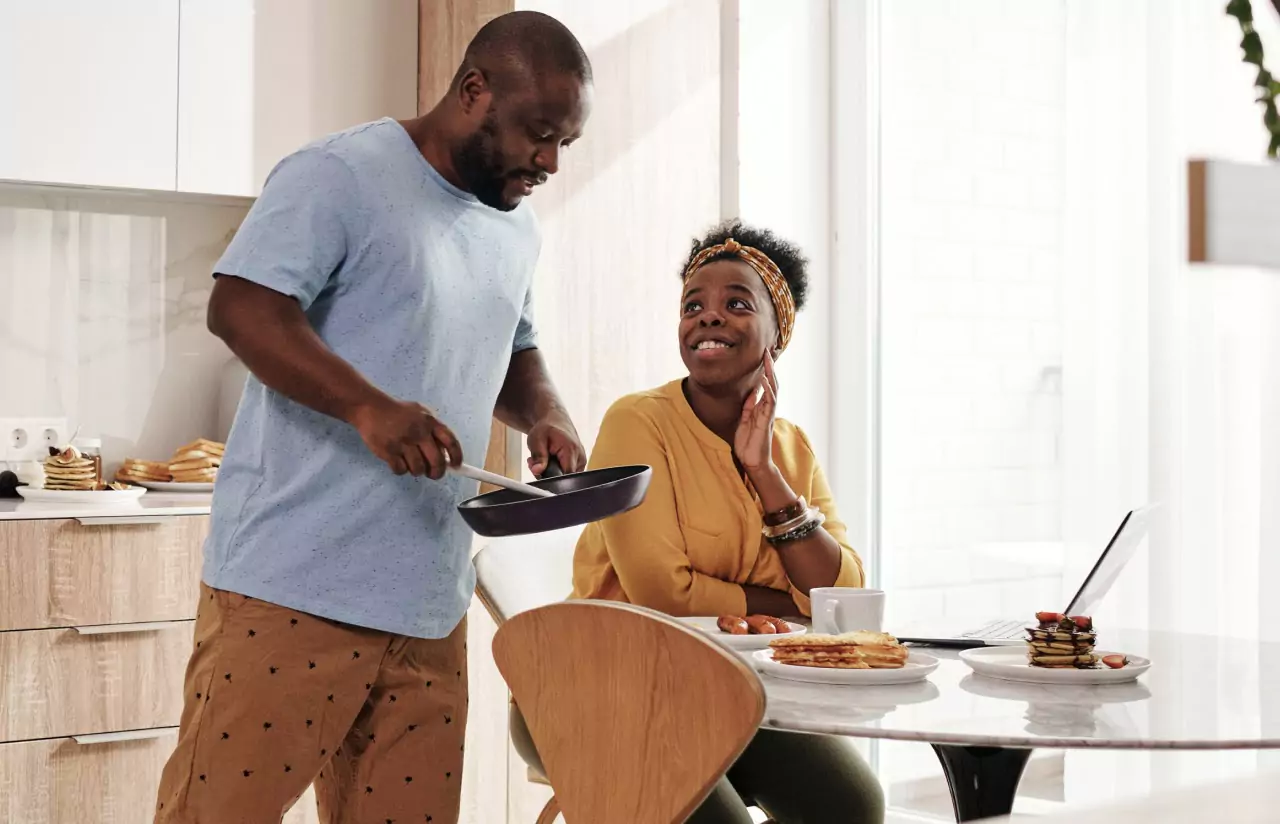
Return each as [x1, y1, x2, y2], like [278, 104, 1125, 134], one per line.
[154, 12, 592, 824]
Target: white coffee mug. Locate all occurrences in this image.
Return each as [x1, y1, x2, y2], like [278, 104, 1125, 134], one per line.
[811, 587, 885, 634]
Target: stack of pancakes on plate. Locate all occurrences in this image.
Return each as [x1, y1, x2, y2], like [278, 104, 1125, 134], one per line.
[43, 446, 99, 491]
[116, 459, 173, 485]
[769, 630, 908, 670]
[1026, 613, 1098, 668]
[169, 438, 224, 484]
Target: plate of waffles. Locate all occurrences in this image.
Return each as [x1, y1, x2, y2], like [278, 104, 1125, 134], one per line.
[115, 438, 224, 492]
[960, 646, 1150, 685]
[752, 631, 939, 685]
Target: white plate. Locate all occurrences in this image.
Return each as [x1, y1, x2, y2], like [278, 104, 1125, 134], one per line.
[680, 616, 807, 650]
[960, 646, 1150, 685]
[134, 481, 215, 493]
[752, 649, 939, 686]
[16, 486, 147, 504]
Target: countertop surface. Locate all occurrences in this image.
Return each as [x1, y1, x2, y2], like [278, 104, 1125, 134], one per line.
[0, 493, 212, 520]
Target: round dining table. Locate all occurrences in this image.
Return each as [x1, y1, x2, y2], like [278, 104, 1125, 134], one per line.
[754, 629, 1280, 822]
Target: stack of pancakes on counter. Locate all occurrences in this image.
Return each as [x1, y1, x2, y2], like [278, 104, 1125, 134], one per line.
[769, 631, 908, 670]
[169, 438, 224, 483]
[1026, 612, 1098, 668]
[43, 446, 99, 491]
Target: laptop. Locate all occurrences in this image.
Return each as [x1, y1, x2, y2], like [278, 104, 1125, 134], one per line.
[896, 505, 1154, 647]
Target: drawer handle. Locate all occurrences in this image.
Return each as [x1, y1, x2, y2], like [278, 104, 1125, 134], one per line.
[72, 620, 190, 635]
[75, 516, 169, 526]
[72, 727, 178, 745]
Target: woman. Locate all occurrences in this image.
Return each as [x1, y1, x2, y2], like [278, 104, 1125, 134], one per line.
[570, 221, 884, 823]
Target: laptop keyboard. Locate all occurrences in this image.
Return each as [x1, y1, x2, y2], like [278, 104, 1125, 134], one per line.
[963, 619, 1027, 640]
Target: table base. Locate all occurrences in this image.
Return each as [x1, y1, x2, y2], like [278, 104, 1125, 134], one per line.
[931, 744, 1032, 822]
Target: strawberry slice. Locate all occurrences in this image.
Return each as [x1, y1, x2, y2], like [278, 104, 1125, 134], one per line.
[1102, 654, 1128, 669]
[1070, 615, 1093, 631]
[1035, 611, 1066, 624]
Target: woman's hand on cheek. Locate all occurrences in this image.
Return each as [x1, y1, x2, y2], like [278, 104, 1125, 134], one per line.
[733, 349, 778, 472]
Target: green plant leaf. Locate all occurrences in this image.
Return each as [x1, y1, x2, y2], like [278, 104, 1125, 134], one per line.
[1269, 130, 1280, 158]
[1243, 30, 1266, 63]
[1228, 0, 1254, 23]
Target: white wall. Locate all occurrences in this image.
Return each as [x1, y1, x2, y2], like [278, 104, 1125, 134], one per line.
[0, 186, 248, 470]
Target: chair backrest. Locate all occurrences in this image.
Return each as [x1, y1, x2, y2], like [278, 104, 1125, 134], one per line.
[473, 528, 579, 624]
[492, 600, 766, 824]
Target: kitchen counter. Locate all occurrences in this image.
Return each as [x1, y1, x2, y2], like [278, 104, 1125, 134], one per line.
[0, 493, 212, 521]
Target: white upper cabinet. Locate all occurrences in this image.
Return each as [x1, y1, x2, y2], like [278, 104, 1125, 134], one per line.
[0, 0, 180, 190]
[177, 0, 418, 197]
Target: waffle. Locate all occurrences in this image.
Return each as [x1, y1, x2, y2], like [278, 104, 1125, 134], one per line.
[770, 630, 908, 670]
[116, 458, 173, 484]
[167, 439, 225, 483]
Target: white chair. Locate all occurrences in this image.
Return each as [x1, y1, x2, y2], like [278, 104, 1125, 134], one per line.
[473, 528, 581, 824]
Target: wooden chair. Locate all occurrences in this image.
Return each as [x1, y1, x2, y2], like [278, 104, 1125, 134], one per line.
[492, 599, 766, 824]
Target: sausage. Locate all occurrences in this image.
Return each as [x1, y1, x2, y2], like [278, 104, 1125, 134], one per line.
[717, 615, 750, 635]
[744, 615, 778, 634]
[765, 616, 791, 634]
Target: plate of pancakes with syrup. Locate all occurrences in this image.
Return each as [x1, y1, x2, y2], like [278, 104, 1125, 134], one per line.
[960, 612, 1150, 685]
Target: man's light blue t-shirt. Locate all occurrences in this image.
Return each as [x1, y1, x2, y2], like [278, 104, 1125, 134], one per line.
[203, 118, 540, 639]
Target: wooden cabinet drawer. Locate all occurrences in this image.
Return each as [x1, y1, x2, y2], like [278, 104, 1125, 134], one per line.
[0, 622, 192, 742]
[0, 728, 177, 823]
[0, 730, 321, 823]
[0, 515, 207, 631]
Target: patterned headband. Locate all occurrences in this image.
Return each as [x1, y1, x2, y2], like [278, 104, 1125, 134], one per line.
[681, 237, 796, 352]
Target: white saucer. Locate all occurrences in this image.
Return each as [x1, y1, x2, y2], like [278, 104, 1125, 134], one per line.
[680, 616, 807, 651]
[961, 646, 1150, 685]
[753, 649, 939, 686]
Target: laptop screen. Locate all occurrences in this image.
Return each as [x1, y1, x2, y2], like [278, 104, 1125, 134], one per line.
[1064, 505, 1154, 615]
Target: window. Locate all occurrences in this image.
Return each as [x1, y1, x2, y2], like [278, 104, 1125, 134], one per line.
[839, 0, 1280, 815]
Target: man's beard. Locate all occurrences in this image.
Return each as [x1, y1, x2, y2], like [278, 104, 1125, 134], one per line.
[453, 113, 514, 211]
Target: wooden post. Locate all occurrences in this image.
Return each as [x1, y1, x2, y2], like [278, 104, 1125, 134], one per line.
[418, 0, 520, 490]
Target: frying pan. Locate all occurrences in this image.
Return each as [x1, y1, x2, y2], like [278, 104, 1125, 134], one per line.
[455, 458, 652, 537]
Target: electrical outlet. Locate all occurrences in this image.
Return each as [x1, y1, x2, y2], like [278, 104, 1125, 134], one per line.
[0, 418, 69, 463]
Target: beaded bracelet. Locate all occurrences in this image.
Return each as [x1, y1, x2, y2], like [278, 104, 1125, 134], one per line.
[767, 510, 827, 546]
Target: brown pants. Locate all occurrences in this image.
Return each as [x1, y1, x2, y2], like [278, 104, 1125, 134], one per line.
[155, 585, 468, 824]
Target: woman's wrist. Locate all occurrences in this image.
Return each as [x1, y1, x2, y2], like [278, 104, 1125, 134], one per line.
[745, 462, 797, 513]
[743, 584, 801, 619]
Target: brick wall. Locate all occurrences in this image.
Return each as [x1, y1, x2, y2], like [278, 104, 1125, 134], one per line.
[878, 0, 1069, 624]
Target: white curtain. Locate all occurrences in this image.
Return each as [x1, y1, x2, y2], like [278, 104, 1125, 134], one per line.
[1060, 0, 1280, 801]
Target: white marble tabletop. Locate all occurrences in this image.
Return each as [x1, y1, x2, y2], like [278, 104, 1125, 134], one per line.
[0, 493, 212, 521]
[760, 629, 1280, 750]
[986, 770, 1280, 823]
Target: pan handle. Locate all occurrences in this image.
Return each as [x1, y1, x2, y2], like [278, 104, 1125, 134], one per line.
[539, 457, 565, 480]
